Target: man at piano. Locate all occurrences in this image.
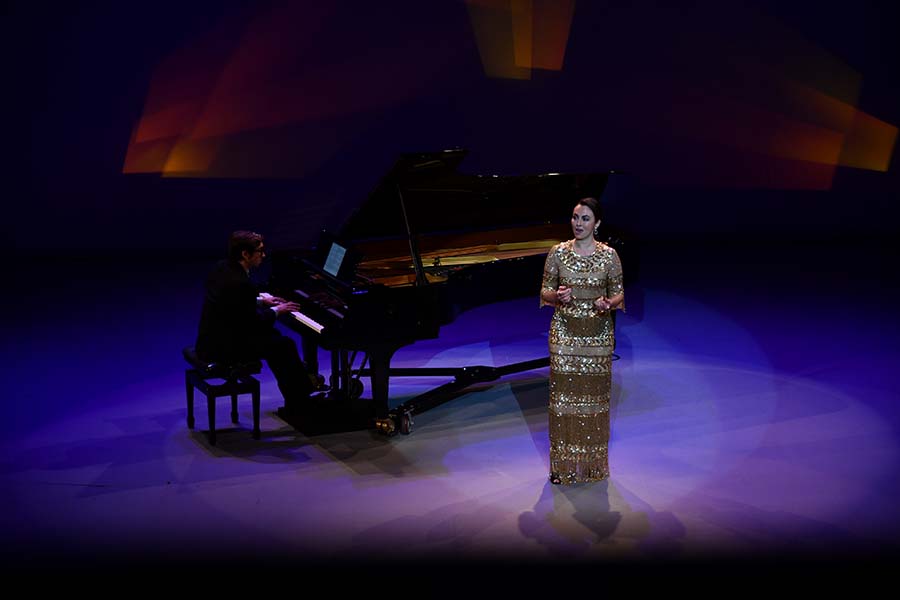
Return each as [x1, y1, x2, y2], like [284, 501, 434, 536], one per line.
[195, 230, 315, 410]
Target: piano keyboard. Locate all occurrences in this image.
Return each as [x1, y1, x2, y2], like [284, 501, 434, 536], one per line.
[291, 311, 324, 334]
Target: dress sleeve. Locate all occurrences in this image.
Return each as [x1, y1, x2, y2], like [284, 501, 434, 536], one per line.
[607, 247, 625, 311]
[540, 245, 559, 307]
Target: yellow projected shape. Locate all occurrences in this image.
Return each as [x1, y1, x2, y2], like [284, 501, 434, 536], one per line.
[840, 111, 898, 172]
[467, 0, 575, 79]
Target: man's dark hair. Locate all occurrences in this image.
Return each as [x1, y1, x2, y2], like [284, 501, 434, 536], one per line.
[227, 230, 264, 262]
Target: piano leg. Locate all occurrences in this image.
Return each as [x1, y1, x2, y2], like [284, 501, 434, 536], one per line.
[368, 345, 398, 420]
[326, 348, 358, 399]
[301, 335, 319, 378]
[330, 350, 340, 392]
[340, 350, 351, 395]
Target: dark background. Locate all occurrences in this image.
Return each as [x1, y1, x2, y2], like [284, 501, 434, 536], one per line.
[7, 0, 899, 259]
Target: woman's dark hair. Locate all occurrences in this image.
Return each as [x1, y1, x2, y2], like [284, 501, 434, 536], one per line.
[576, 197, 602, 221]
[227, 230, 264, 261]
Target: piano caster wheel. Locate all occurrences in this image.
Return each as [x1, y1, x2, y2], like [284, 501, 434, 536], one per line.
[399, 411, 413, 435]
[348, 378, 364, 400]
[374, 417, 397, 436]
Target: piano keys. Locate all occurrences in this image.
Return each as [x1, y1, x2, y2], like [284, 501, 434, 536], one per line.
[289, 309, 324, 334]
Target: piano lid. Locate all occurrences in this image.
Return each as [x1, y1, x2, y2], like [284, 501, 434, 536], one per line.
[340, 148, 612, 242]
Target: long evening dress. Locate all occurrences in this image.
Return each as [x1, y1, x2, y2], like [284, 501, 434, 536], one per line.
[541, 239, 624, 483]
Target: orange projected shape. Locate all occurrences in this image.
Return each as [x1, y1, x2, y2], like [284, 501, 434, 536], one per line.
[779, 78, 858, 135]
[781, 80, 897, 171]
[186, 0, 339, 139]
[467, 0, 574, 79]
[122, 138, 178, 174]
[627, 32, 893, 178]
[134, 100, 206, 144]
[654, 81, 847, 168]
[122, 8, 244, 174]
[736, 157, 837, 191]
[640, 143, 837, 191]
[161, 137, 222, 176]
[839, 111, 898, 172]
[764, 113, 845, 165]
[467, 0, 531, 79]
[123, 121, 178, 173]
[511, 0, 533, 69]
[531, 0, 574, 70]
[163, 115, 363, 179]
[126, 1, 468, 177]
[699, 1, 862, 108]
[133, 12, 244, 144]
[186, 29, 465, 141]
[769, 30, 861, 109]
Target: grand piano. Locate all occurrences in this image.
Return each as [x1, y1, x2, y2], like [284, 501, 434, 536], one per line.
[269, 148, 630, 436]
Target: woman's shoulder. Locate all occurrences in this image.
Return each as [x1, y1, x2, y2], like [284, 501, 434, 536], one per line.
[596, 241, 619, 256]
[547, 240, 574, 260]
[552, 239, 574, 253]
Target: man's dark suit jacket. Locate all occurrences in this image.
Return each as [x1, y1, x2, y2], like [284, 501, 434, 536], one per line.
[195, 259, 275, 363]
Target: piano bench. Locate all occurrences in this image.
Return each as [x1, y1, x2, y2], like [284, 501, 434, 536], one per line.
[182, 346, 263, 446]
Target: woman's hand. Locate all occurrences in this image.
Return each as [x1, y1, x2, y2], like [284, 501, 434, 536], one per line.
[594, 296, 612, 312]
[557, 285, 572, 304]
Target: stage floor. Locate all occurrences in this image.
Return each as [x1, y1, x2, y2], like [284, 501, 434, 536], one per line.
[3, 240, 899, 573]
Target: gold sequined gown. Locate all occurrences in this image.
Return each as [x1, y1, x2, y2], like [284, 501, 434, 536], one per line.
[541, 239, 624, 483]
